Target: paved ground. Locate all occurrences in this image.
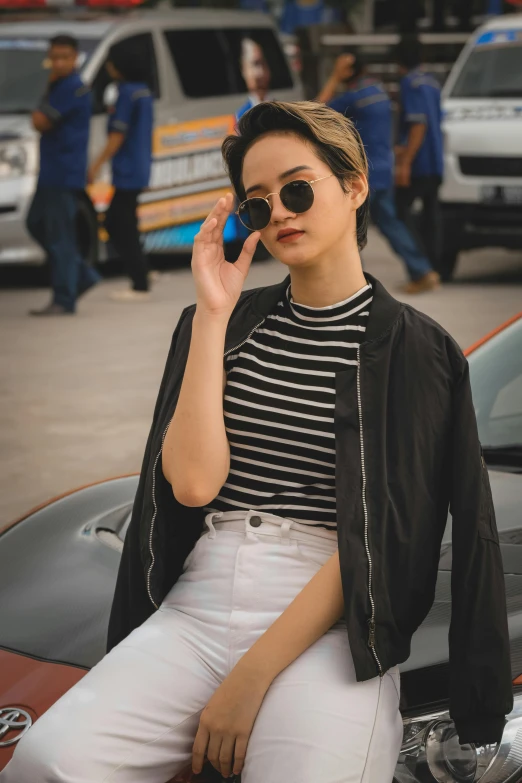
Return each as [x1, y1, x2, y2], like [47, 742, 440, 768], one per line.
[1, 230, 521, 525]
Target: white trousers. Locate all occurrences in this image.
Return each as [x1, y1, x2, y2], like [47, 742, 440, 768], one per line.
[1, 509, 403, 783]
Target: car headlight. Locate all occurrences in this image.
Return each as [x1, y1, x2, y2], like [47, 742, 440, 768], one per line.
[394, 693, 522, 782]
[0, 141, 36, 179]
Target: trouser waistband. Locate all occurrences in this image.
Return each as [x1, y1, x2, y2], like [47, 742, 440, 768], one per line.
[203, 509, 338, 543]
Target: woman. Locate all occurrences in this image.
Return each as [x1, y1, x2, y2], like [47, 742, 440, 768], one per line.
[2, 101, 512, 783]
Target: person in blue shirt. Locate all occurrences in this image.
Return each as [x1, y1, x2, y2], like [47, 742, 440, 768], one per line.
[395, 35, 444, 276]
[27, 34, 101, 317]
[89, 40, 153, 301]
[318, 52, 439, 293]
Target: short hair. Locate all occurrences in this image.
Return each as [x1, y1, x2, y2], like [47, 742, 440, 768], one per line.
[50, 34, 78, 51]
[107, 41, 149, 83]
[222, 100, 369, 250]
[395, 34, 423, 69]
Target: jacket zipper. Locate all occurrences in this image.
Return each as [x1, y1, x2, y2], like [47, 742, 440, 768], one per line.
[356, 346, 383, 677]
[146, 316, 266, 608]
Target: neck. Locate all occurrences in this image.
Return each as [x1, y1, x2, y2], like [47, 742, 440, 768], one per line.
[287, 243, 367, 308]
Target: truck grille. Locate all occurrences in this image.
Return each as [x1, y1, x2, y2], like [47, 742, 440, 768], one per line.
[459, 156, 522, 177]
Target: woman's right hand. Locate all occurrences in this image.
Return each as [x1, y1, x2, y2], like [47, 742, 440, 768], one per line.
[191, 192, 261, 319]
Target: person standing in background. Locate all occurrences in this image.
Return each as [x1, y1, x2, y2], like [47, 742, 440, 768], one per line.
[395, 35, 445, 277]
[27, 34, 100, 317]
[236, 38, 273, 123]
[88, 41, 153, 302]
[318, 52, 440, 293]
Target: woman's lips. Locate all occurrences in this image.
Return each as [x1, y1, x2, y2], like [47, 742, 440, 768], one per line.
[277, 230, 305, 243]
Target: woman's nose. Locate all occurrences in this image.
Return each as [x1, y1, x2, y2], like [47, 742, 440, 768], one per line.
[268, 194, 296, 223]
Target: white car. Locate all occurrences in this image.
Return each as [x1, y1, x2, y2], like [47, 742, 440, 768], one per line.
[440, 13, 522, 280]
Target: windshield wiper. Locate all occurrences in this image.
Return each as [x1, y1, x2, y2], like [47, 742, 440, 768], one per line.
[481, 444, 522, 469]
[0, 108, 31, 115]
[488, 90, 522, 98]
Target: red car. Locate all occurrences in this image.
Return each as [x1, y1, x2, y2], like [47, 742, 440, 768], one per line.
[1, 313, 522, 783]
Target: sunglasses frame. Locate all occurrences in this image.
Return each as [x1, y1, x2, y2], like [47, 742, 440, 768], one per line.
[236, 174, 334, 231]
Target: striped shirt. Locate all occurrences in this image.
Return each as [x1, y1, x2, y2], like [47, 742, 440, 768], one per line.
[203, 280, 373, 529]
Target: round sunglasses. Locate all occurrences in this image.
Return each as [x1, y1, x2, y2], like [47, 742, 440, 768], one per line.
[236, 174, 334, 231]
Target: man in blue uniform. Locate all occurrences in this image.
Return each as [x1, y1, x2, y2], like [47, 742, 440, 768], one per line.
[318, 53, 439, 293]
[28, 34, 100, 316]
[395, 36, 444, 275]
[89, 41, 153, 301]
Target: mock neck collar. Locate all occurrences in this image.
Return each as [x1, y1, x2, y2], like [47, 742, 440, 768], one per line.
[247, 272, 402, 345]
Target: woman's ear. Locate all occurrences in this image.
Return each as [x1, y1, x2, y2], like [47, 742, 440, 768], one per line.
[348, 174, 369, 211]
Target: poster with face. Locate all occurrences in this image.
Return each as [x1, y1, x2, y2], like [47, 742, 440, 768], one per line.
[240, 38, 272, 98]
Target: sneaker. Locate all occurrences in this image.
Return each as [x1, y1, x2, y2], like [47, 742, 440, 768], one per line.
[109, 289, 151, 302]
[29, 302, 75, 316]
[403, 271, 441, 294]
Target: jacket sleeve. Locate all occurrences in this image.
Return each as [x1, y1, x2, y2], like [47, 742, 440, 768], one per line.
[448, 355, 513, 745]
[106, 306, 190, 653]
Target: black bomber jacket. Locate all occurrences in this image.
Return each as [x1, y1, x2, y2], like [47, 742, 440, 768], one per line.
[107, 272, 513, 746]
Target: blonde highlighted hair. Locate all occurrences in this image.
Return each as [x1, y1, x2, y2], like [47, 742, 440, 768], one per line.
[222, 100, 369, 250]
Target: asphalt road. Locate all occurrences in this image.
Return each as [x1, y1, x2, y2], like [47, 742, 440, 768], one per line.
[1, 229, 521, 525]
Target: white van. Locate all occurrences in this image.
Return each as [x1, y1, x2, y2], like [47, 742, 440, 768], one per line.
[440, 14, 522, 280]
[0, 10, 302, 267]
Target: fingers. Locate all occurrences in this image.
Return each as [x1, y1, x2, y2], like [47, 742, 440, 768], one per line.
[212, 192, 234, 239]
[191, 725, 209, 774]
[234, 231, 261, 277]
[196, 193, 234, 245]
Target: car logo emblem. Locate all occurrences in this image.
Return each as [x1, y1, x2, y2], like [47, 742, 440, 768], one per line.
[0, 708, 33, 747]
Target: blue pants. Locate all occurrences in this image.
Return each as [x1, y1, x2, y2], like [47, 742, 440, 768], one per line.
[369, 188, 433, 281]
[26, 186, 101, 312]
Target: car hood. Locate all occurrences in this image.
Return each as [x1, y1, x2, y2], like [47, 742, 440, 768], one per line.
[0, 469, 520, 713]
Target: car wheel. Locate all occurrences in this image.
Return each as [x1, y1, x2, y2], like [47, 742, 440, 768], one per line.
[76, 194, 99, 269]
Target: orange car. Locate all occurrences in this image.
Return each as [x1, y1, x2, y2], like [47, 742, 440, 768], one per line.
[1, 313, 521, 782]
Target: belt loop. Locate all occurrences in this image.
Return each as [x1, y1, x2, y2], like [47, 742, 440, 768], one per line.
[244, 509, 258, 538]
[280, 519, 292, 544]
[205, 511, 221, 539]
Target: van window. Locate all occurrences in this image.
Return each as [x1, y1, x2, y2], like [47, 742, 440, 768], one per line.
[91, 32, 159, 115]
[451, 39, 522, 98]
[0, 37, 98, 114]
[163, 27, 292, 99]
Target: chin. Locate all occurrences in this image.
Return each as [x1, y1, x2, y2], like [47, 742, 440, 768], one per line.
[271, 247, 319, 269]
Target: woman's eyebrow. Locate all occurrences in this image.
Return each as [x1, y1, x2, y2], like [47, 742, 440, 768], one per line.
[244, 165, 314, 196]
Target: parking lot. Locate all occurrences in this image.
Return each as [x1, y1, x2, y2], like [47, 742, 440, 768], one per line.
[1, 232, 521, 525]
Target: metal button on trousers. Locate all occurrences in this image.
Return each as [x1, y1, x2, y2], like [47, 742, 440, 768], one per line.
[2, 509, 403, 783]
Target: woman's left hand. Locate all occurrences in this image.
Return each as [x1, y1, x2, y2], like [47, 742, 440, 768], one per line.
[192, 666, 271, 778]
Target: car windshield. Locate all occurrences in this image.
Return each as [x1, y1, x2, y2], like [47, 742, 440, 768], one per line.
[0, 37, 99, 114]
[468, 318, 522, 458]
[450, 35, 522, 98]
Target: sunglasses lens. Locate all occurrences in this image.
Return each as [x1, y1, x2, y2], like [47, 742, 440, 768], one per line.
[280, 180, 314, 214]
[238, 198, 271, 231]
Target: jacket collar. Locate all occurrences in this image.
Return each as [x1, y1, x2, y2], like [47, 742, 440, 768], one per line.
[223, 272, 402, 354]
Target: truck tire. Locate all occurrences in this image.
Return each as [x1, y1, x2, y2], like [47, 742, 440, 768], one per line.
[76, 194, 99, 269]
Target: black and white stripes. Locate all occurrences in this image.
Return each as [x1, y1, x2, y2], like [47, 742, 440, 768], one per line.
[204, 280, 373, 529]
